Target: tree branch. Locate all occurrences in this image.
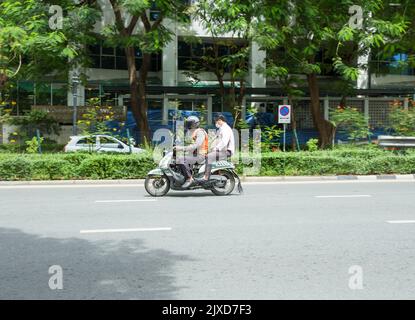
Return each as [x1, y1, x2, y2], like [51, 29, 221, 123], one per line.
[141, 12, 151, 32]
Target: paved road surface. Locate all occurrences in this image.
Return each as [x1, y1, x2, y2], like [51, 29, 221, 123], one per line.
[1, 180, 415, 299]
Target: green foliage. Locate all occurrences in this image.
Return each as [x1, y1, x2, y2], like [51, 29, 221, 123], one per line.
[0, 0, 99, 90]
[261, 125, 282, 152]
[388, 100, 415, 136]
[237, 149, 415, 176]
[330, 107, 371, 141]
[0, 139, 64, 153]
[25, 136, 43, 154]
[306, 138, 319, 152]
[78, 98, 122, 137]
[1, 148, 415, 181]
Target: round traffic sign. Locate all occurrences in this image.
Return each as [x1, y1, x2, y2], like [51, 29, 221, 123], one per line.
[280, 106, 290, 116]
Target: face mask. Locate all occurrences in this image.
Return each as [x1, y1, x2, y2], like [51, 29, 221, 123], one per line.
[215, 122, 221, 129]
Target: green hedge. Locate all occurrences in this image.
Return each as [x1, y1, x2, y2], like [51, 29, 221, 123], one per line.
[0, 149, 414, 181]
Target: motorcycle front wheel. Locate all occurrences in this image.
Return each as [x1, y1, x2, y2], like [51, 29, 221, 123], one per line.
[210, 171, 235, 196]
[145, 175, 170, 197]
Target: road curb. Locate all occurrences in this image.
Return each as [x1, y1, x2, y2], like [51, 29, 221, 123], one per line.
[0, 174, 414, 186]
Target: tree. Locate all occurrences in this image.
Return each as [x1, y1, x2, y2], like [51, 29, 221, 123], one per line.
[372, 1, 415, 74]
[257, 0, 407, 148]
[181, 37, 249, 125]
[99, 0, 190, 143]
[194, 0, 274, 127]
[0, 0, 98, 95]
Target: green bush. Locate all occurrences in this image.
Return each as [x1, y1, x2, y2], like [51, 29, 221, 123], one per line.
[0, 149, 414, 181]
[237, 149, 415, 176]
[0, 156, 33, 180]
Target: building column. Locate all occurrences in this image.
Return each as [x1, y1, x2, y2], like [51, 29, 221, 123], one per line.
[162, 21, 178, 126]
[357, 45, 370, 90]
[249, 42, 266, 88]
[248, 42, 266, 117]
[207, 96, 213, 126]
[162, 25, 178, 87]
[364, 97, 369, 121]
[324, 96, 330, 121]
[162, 95, 169, 125]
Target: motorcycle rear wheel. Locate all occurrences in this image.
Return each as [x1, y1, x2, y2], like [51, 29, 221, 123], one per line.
[210, 171, 235, 196]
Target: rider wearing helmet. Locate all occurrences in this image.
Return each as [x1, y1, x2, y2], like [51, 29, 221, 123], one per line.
[175, 115, 208, 188]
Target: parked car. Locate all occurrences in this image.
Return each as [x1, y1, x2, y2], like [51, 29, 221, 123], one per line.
[64, 135, 145, 154]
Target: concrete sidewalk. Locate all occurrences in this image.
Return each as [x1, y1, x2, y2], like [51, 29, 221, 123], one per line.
[0, 174, 414, 185]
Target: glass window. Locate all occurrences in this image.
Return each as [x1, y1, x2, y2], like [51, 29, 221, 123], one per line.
[178, 42, 191, 57]
[77, 137, 96, 145]
[89, 44, 101, 55]
[99, 136, 123, 149]
[90, 55, 100, 68]
[102, 46, 115, 55]
[148, 99, 162, 110]
[192, 43, 204, 57]
[151, 54, 161, 72]
[51, 84, 67, 106]
[218, 45, 229, 57]
[101, 56, 115, 69]
[178, 57, 192, 70]
[116, 47, 126, 57]
[35, 83, 52, 105]
[116, 56, 128, 70]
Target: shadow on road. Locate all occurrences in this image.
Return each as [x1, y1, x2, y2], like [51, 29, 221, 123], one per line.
[144, 192, 241, 198]
[0, 228, 191, 299]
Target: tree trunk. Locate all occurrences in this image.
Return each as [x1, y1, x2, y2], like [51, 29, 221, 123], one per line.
[307, 73, 334, 148]
[137, 53, 151, 143]
[125, 47, 150, 144]
[288, 96, 298, 151]
[0, 73, 7, 92]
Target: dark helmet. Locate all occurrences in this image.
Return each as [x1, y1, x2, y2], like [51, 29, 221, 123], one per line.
[185, 116, 200, 129]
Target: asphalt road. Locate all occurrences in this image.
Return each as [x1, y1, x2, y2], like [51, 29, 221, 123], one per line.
[1, 180, 415, 300]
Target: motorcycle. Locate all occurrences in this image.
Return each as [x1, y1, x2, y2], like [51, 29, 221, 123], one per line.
[144, 150, 243, 197]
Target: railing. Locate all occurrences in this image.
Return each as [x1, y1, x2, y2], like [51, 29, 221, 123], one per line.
[378, 135, 415, 148]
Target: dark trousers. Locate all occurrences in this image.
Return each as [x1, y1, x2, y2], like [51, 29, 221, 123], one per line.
[177, 154, 205, 180]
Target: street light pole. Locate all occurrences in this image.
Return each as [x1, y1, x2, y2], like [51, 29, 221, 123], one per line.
[72, 74, 80, 136]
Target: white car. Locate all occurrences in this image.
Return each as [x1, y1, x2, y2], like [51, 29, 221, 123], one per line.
[64, 135, 145, 154]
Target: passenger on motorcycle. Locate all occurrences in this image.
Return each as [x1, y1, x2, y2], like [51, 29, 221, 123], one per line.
[174, 116, 208, 188]
[197, 114, 235, 183]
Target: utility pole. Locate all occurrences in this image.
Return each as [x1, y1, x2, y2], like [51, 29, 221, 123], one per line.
[72, 74, 80, 136]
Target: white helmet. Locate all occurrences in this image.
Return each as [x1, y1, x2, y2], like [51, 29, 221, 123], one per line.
[185, 116, 200, 129]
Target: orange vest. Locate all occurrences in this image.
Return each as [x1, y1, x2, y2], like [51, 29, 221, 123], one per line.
[192, 128, 208, 155]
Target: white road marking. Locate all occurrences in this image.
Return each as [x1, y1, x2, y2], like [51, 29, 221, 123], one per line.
[315, 195, 372, 198]
[80, 227, 172, 234]
[95, 199, 156, 203]
[387, 220, 415, 224]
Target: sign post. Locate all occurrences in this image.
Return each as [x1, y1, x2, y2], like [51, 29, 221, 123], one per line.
[278, 105, 291, 152]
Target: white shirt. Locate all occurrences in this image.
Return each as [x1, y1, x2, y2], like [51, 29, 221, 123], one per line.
[214, 122, 235, 155]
